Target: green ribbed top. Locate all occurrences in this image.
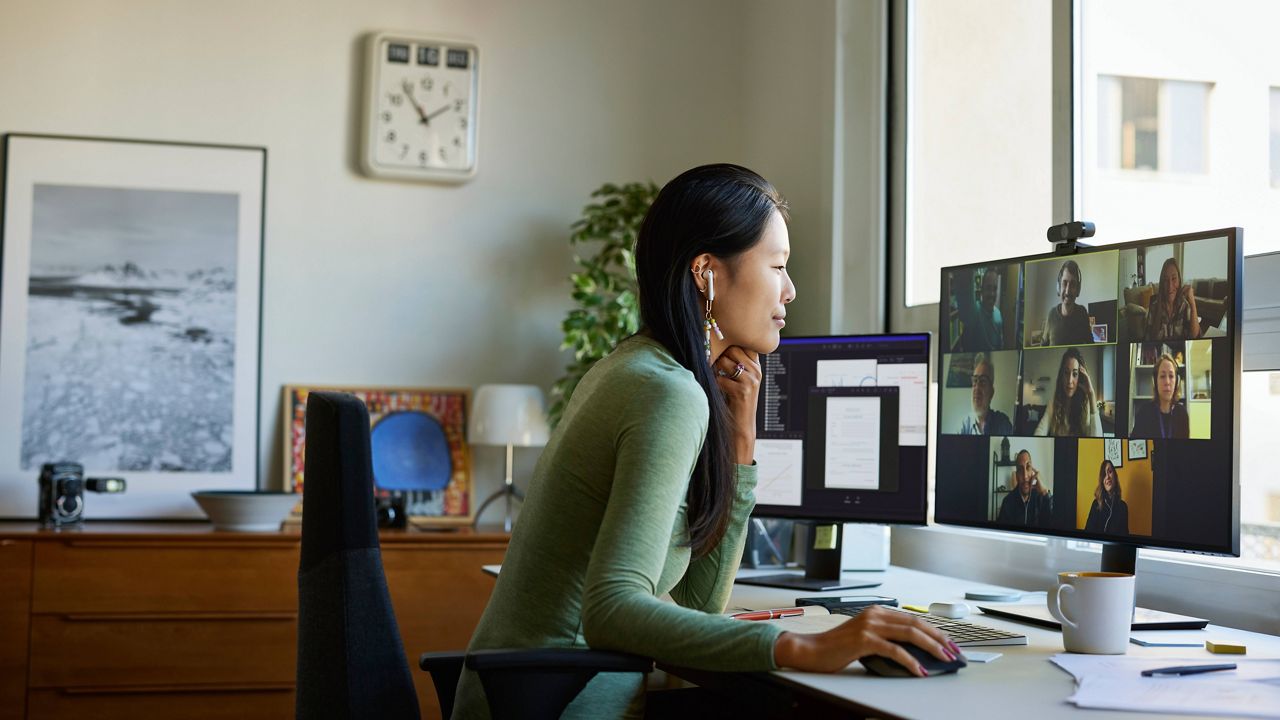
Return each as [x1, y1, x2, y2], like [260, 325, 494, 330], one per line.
[452, 336, 781, 719]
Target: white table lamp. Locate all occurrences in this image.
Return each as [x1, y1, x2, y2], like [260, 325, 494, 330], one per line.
[469, 384, 550, 531]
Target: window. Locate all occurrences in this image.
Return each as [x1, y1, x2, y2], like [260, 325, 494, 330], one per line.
[891, 0, 1280, 580]
[1096, 76, 1209, 173]
[899, 0, 1054, 309]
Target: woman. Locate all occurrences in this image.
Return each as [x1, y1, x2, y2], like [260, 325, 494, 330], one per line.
[1035, 347, 1102, 437]
[1084, 460, 1129, 534]
[1131, 352, 1190, 439]
[1146, 257, 1200, 341]
[452, 165, 955, 719]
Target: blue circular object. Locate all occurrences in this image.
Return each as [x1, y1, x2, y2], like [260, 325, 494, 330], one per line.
[370, 411, 452, 491]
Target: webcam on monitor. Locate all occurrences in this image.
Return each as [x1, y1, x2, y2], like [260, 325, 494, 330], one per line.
[1047, 220, 1096, 255]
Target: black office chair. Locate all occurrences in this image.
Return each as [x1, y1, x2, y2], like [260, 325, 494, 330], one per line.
[296, 391, 420, 719]
[421, 647, 654, 719]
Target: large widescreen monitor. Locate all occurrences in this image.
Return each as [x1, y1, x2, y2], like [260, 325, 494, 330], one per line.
[935, 228, 1242, 569]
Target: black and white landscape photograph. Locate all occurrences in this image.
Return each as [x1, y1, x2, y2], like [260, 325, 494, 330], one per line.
[21, 183, 240, 473]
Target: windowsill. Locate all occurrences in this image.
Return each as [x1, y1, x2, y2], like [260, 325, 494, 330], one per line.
[890, 523, 1280, 635]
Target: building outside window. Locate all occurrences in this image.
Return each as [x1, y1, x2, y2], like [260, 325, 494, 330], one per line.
[1096, 75, 1209, 173]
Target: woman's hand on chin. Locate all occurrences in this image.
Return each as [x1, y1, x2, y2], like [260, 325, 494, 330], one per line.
[713, 346, 761, 465]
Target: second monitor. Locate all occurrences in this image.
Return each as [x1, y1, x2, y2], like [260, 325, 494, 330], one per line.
[741, 333, 930, 591]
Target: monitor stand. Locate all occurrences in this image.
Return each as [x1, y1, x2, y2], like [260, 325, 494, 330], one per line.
[735, 523, 884, 592]
[1101, 542, 1137, 574]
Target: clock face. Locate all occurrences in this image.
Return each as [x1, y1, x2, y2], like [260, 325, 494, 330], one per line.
[363, 34, 478, 181]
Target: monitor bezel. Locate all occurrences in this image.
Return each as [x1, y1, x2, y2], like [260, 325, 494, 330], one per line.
[934, 226, 1242, 557]
[751, 331, 932, 526]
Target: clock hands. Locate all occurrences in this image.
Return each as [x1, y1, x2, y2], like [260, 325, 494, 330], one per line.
[425, 103, 453, 122]
[400, 80, 433, 125]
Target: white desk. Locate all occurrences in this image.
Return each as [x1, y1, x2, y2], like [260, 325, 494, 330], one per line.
[671, 566, 1280, 720]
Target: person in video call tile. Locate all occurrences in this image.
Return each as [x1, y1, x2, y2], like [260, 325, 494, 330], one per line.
[997, 449, 1052, 526]
[1035, 347, 1102, 436]
[1131, 352, 1191, 439]
[1084, 459, 1129, 534]
[1042, 259, 1093, 346]
[453, 165, 959, 717]
[959, 353, 1013, 435]
[955, 266, 1003, 351]
[1146, 257, 1201, 341]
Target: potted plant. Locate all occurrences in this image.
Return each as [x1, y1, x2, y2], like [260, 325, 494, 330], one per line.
[549, 181, 659, 426]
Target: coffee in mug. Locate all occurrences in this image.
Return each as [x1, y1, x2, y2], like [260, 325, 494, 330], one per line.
[1047, 571, 1135, 654]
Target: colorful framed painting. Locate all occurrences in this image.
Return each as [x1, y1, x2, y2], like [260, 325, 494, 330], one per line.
[282, 385, 472, 525]
[0, 134, 265, 519]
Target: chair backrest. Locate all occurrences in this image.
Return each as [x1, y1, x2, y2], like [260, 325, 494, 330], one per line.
[296, 391, 420, 720]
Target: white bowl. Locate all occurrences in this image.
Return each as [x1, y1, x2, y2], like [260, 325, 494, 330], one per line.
[191, 491, 298, 532]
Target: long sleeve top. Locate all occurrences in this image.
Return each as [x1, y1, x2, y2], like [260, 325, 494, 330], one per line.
[452, 336, 780, 719]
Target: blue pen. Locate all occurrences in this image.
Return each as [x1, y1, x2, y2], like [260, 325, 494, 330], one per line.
[1141, 663, 1237, 677]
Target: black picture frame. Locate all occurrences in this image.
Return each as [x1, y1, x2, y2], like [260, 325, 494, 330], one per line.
[0, 134, 266, 519]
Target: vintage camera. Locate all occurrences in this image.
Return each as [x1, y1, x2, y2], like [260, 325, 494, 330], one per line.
[38, 462, 126, 528]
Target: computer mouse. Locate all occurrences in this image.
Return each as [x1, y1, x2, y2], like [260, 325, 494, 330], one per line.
[860, 641, 967, 678]
[929, 601, 971, 619]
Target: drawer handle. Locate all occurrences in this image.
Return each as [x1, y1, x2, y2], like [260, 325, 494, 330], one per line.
[61, 682, 294, 696]
[63, 612, 296, 622]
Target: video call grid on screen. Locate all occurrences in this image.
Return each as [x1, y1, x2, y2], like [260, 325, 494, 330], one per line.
[934, 228, 1241, 556]
[753, 334, 929, 525]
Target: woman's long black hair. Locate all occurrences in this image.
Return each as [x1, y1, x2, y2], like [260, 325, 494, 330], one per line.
[633, 164, 788, 558]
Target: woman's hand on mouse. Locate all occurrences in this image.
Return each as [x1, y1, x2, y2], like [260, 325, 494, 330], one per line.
[772, 605, 960, 677]
[713, 346, 761, 465]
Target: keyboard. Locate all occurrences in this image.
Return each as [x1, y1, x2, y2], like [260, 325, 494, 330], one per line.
[830, 605, 1028, 647]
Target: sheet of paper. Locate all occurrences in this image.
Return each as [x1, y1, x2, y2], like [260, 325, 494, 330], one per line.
[876, 362, 928, 446]
[1068, 674, 1280, 718]
[754, 438, 803, 506]
[824, 396, 880, 490]
[1051, 654, 1280, 683]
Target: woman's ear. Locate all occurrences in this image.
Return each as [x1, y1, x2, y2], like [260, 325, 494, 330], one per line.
[689, 253, 717, 296]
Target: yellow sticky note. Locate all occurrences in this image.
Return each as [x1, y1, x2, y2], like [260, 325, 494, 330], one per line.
[813, 524, 838, 550]
[1206, 641, 1246, 654]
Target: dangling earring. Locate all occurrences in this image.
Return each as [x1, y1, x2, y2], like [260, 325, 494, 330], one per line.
[701, 269, 724, 362]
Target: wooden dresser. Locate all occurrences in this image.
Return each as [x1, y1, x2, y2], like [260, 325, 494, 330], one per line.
[0, 523, 508, 720]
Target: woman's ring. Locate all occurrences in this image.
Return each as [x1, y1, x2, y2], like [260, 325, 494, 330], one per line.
[731, 363, 744, 380]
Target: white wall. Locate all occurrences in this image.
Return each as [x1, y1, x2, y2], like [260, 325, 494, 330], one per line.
[0, 0, 860, 506]
[0, 0, 758, 497]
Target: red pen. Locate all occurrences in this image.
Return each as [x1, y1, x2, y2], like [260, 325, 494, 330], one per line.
[730, 607, 806, 621]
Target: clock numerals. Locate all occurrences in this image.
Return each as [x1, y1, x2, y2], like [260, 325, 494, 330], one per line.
[366, 35, 476, 178]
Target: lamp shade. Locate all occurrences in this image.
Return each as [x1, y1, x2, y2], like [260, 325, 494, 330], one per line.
[468, 384, 550, 447]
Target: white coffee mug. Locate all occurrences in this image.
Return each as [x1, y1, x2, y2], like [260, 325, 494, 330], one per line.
[1047, 571, 1135, 654]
